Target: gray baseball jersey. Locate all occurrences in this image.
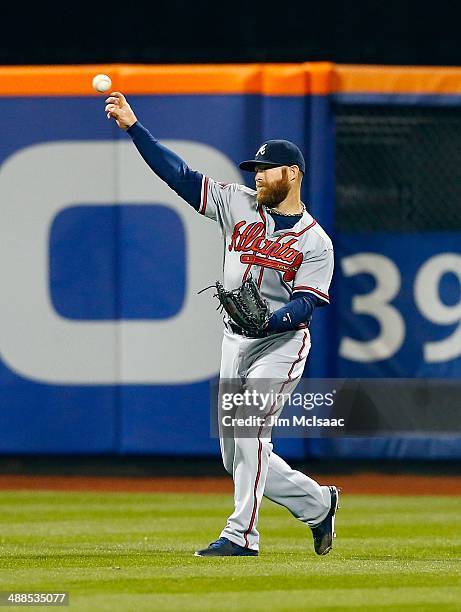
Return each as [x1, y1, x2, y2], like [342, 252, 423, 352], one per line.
[199, 177, 334, 315]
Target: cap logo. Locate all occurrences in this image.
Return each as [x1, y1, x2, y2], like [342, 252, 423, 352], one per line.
[256, 143, 267, 156]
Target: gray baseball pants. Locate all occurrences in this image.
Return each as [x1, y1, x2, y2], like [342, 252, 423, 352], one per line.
[218, 327, 331, 551]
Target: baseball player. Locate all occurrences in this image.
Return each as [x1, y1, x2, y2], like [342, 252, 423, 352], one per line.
[105, 92, 339, 557]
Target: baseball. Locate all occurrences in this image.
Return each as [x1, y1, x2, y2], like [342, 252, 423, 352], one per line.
[92, 74, 112, 93]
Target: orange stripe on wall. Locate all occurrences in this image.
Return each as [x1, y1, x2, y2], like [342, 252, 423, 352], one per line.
[333, 64, 461, 94]
[0, 63, 332, 96]
[1, 63, 461, 96]
[0, 65, 120, 97]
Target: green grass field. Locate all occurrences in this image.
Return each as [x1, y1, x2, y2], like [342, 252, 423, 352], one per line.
[0, 490, 460, 611]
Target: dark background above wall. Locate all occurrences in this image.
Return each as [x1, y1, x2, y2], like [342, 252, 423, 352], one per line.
[2, 1, 459, 66]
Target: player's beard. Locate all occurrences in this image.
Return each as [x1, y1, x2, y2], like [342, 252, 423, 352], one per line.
[256, 167, 291, 208]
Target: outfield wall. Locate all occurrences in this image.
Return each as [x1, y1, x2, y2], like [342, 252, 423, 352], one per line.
[0, 64, 460, 459]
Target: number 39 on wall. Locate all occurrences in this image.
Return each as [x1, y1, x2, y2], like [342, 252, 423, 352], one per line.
[339, 253, 461, 364]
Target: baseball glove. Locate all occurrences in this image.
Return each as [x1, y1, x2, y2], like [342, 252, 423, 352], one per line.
[202, 276, 271, 338]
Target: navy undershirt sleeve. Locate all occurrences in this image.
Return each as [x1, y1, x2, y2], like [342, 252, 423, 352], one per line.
[267, 292, 322, 333]
[127, 121, 203, 210]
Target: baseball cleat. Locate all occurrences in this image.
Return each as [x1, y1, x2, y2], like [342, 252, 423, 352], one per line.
[194, 537, 258, 557]
[311, 485, 340, 556]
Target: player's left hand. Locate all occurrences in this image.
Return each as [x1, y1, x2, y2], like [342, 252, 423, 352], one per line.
[212, 277, 271, 338]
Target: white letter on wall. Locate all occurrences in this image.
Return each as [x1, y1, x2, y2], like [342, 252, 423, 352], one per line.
[0, 140, 241, 384]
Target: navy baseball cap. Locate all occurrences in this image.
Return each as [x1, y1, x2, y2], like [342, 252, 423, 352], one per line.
[239, 139, 305, 174]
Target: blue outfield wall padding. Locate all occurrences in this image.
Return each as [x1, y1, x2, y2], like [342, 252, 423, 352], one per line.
[50, 204, 186, 321]
[305, 94, 336, 377]
[0, 88, 460, 459]
[308, 437, 461, 460]
[334, 233, 461, 379]
[333, 93, 461, 106]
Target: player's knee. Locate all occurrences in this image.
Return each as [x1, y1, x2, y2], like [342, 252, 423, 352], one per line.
[222, 455, 233, 475]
